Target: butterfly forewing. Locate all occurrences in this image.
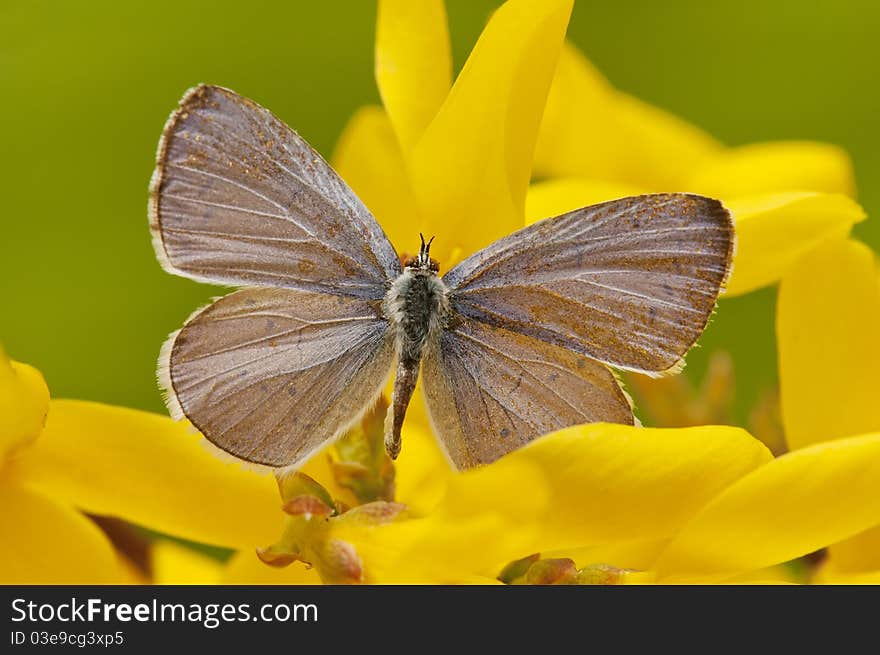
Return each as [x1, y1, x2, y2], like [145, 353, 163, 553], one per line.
[162, 288, 395, 467]
[149, 84, 400, 298]
[421, 316, 634, 469]
[443, 194, 734, 375]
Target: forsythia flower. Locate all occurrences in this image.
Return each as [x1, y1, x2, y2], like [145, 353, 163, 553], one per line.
[528, 43, 866, 297]
[777, 239, 880, 583]
[5, 0, 880, 585]
[335, 0, 573, 268]
[0, 343, 284, 583]
[6, 337, 880, 584]
[337, 2, 866, 298]
[318, 0, 880, 583]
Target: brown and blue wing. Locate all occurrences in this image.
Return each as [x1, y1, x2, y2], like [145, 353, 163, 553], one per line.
[442, 194, 734, 375]
[161, 288, 395, 467]
[149, 84, 401, 299]
[421, 316, 633, 470]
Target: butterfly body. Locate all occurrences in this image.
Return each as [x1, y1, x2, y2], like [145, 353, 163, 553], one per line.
[150, 85, 734, 471]
[383, 238, 450, 457]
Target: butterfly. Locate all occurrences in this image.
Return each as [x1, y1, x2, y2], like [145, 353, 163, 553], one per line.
[149, 85, 735, 471]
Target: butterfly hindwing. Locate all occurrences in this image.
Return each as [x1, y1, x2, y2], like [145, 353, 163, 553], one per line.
[161, 287, 395, 467]
[421, 315, 634, 469]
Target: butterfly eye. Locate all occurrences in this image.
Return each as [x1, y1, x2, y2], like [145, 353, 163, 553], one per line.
[429, 258, 440, 273]
[404, 256, 419, 268]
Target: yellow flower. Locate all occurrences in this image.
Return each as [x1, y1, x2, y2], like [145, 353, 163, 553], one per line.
[229, 416, 880, 585]
[0, 347, 115, 585]
[321, 0, 581, 560]
[335, 0, 573, 268]
[520, 28, 880, 581]
[319, 0, 880, 584]
[151, 540, 225, 585]
[776, 238, 880, 583]
[165, 0, 880, 584]
[563, 238, 880, 584]
[0, 342, 284, 583]
[6, 347, 877, 584]
[7, 0, 879, 586]
[216, 419, 774, 584]
[528, 42, 865, 298]
[338, 1, 865, 298]
[334, 0, 864, 470]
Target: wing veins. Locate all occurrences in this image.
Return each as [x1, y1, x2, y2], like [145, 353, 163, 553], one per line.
[454, 329, 589, 420]
[165, 162, 289, 213]
[574, 278, 704, 314]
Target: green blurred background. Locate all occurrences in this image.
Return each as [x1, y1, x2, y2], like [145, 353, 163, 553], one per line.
[2, 1, 878, 424]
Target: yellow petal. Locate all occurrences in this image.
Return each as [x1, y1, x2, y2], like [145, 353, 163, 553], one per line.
[221, 549, 321, 584]
[827, 525, 880, 573]
[0, 349, 49, 459]
[152, 540, 222, 584]
[532, 42, 615, 180]
[375, 0, 451, 152]
[607, 92, 723, 189]
[818, 570, 880, 584]
[534, 42, 722, 189]
[686, 141, 856, 198]
[654, 433, 880, 581]
[814, 559, 880, 584]
[408, 0, 573, 266]
[13, 400, 280, 549]
[777, 238, 880, 449]
[722, 565, 803, 585]
[724, 193, 866, 297]
[378, 424, 767, 581]
[438, 423, 771, 563]
[336, 512, 513, 583]
[0, 480, 120, 583]
[391, 403, 453, 515]
[525, 177, 646, 225]
[331, 105, 419, 255]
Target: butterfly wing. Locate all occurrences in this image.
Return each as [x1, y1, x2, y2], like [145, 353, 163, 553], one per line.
[161, 287, 395, 467]
[149, 84, 401, 299]
[424, 193, 732, 468]
[421, 316, 633, 469]
[443, 193, 734, 375]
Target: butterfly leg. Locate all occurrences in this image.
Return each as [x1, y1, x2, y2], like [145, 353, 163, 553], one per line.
[385, 358, 421, 459]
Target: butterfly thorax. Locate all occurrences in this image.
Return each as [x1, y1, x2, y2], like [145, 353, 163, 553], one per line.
[384, 267, 450, 364]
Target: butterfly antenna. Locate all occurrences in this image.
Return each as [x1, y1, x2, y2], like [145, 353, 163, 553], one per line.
[416, 233, 435, 267]
[418, 233, 427, 265]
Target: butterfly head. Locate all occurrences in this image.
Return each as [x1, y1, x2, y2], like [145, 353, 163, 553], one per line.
[404, 233, 440, 274]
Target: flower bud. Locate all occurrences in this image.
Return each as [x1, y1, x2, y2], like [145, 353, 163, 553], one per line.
[332, 396, 395, 503]
[256, 545, 301, 568]
[313, 538, 363, 584]
[497, 553, 540, 584]
[525, 558, 579, 585]
[275, 470, 336, 511]
[576, 563, 632, 585]
[282, 495, 334, 519]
